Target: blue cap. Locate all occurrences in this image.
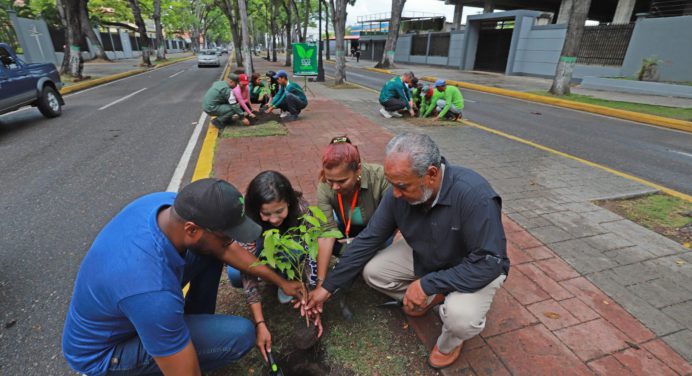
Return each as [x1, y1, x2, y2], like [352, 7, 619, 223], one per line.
[434, 79, 446, 87]
[273, 70, 288, 79]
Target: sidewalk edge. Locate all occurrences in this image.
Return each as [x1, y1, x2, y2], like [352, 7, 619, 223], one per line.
[420, 75, 692, 133]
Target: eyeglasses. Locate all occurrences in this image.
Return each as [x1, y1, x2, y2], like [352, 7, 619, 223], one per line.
[330, 136, 352, 144]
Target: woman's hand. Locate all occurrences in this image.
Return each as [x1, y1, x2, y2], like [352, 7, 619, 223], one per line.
[280, 280, 305, 302]
[255, 322, 272, 363]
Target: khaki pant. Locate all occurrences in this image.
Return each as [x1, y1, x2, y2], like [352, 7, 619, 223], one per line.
[362, 240, 506, 353]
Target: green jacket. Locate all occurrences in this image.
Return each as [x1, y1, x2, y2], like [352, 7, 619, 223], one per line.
[317, 163, 390, 240]
[437, 85, 464, 118]
[379, 76, 411, 108]
[421, 90, 445, 118]
[271, 81, 307, 107]
[249, 81, 268, 102]
[202, 80, 232, 111]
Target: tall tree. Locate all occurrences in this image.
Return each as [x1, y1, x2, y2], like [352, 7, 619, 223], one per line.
[332, 0, 346, 83]
[281, 0, 291, 66]
[57, 0, 86, 77]
[153, 0, 166, 60]
[79, 0, 110, 60]
[323, 0, 329, 59]
[237, 0, 253, 73]
[377, 0, 405, 68]
[271, 0, 277, 61]
[127, 0, 152, 66]
[549, 0, 591, 95]
[216, 0, 243, 65]
[290, 0, 303, 42]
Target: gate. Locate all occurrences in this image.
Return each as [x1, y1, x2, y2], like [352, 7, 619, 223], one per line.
[474, 19, 514, 72]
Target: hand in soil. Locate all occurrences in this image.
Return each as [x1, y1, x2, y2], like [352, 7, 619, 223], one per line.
[280, 280, 305, 303]
[403, 279, 427, 311]
[256, 323, 272, 363]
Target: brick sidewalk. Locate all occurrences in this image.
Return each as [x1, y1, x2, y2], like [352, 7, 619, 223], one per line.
[213, 60, 692, 375]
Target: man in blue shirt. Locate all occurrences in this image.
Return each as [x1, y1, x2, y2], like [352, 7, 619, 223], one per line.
[62, 178, 304, 376]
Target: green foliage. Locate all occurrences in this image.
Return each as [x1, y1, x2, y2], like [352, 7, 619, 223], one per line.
[254, 206, 342, 284]
[637, 55, 663, 82]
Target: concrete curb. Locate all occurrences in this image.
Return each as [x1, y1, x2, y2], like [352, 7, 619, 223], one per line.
[365, 67, 394, 75]
[59, 56, 195, 95]
[420, 76, 692, 133]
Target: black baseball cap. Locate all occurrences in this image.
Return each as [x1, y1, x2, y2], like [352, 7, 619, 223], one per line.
[174, 178, 261, 243]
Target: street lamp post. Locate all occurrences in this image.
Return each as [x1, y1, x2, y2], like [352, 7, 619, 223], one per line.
[316, 0, 325, 81]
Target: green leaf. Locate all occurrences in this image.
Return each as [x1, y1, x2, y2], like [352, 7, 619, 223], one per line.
[320, 229, 344, 239]
[283, 239, 304, 252]
[304, 216, 320, 228]
[286, 269, 295, 280]
[309, 206, 328, 223]
[308, 242, 318, 260]
[306, 47, 315, 58]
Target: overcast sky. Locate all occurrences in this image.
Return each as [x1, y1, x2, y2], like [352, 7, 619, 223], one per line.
[345, 1, 487, 26]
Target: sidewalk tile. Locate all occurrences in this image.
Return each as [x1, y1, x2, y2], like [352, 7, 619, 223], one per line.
[501, 215, 525, 234]
[481, 289, 538, 338]
[515, 263, 574, 301]
[614, 348, 678, 376]
[405, 314, 442, 350]
[526, 299, 581, 331]
[587, 356, 631, 376]
[460, 346, 511, 376]
[487, 324, 593, 376]
[535, 257, 581, 281]
[523, 245, 557, 261]
[507, 241, 533, 265]
[503, 268, 550, 305]
[554, 319, 631, 361]
[561, 277, 655, 344]
[507, 230, 544, 249]
[641, 339, 692, 375]
[558, 297, 600, 322]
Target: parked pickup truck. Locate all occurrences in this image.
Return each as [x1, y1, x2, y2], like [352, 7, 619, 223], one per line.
[0, 43, 64, 118]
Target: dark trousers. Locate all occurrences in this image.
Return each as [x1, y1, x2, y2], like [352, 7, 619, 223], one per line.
[276, 92, 307, 115]
[380, 98, 407, 112]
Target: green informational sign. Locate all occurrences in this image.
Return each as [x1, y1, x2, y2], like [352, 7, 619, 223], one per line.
[292, 42, 318, 76]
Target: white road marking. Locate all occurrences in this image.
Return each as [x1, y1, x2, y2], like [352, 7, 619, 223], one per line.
[168, 70, 185, 78]
[166, 112, 207, 192]
[669, 149, 692, 158]
[97, 88, 147, 110]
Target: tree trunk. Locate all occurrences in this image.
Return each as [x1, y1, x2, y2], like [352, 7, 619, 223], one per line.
[79, 0, 109, 61]
[153, 0, 166, 60]
[282, 0, 292, 66]
[127, 0, 152, 66]
[549, 0, 591, 95]
[302, 0, 310, 43]
[377, 0, 405, 68]
[291, 0, 304, 42]
[238, 0, 253, 74]
[55, 0, 70, 73]
[326, 0, 333, 60]
[333, 0, 347, 84]
[60, 0, 86, 77]
[230, 0, 244, 66]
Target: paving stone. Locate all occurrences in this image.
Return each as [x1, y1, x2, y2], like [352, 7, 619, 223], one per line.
[527, 299, 580, 330]
[549, 239, 619, 274]
[555, 318, 631, 361]
[535, 257, 581, 281]
[627, 277, 692, 309]
[587, 272, 685, 337]
[577, 209, 624, 224]
[614, 347, 678, 376]
[604, 246, 657, 265]
[641, 339, 692, 375]
[601, 220, 684, 257]
[458, 345, 511, 376]
[487, 324, 593, 376]
[661, 330, 692, 363]
[527, 225, 575, 244]
[523, 245, 556, 261]
[560, 202, 602, 213]
[559, 297, 600, 322]
[481, 288, 539, 338]
[582, 233, 635, 252]
[662, 300, 692, 328]
[561, 277, 655, 344]
[507, 241, 533, 265]
[643, 255, 692, 285]
[601, 263, 661, 286]
[542, 211, 606, 238]
[501, 215, 525, 234]
[506, 230, 543, 249]
[508, 197, 568, 215]
[515, 263, 574, 301]
[503, 268, 550, 305]
[587, 356, 631, 376]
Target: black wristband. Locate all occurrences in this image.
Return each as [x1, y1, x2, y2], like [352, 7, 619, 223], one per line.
[255, 320, 266, 328]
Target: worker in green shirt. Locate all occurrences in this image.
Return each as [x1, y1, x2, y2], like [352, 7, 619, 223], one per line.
[433, 79, 464, 121]
[420, 85, 446, 118]
[202, 73, 250, 129]
[265, 70, 308, 122]
[418, 85, 435, 118]
[378, 71, 416, 118]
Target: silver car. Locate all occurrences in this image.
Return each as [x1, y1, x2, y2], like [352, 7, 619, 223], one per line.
[197, 50, 220, 67]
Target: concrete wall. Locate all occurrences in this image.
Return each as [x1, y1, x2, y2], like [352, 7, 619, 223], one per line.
[395, 35, 411, 62]
[621, 15, 692, 82]
[513, 25, 565, 77]
[449, 32, 465, 68]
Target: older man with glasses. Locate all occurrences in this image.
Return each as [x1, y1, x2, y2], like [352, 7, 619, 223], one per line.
[62, 178, 304, 376]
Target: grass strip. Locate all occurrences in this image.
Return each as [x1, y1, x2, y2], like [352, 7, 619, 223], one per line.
[220, 120, 287, 138]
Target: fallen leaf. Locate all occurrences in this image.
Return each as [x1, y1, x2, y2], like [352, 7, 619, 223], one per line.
[682, 242, 690, 249]
[602, 300, 610, 305]
[543, 311, 561, 320]
[402, 323, 409, 330]
[676, 260, 686, 265]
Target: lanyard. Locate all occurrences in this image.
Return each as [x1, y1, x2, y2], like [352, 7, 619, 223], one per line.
[337, 189, 359, 243]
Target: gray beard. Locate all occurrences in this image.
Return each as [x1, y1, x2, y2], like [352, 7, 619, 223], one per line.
[410, 185, 434, 205]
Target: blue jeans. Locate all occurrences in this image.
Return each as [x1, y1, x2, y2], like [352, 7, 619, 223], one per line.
[106, 252, 254, 375]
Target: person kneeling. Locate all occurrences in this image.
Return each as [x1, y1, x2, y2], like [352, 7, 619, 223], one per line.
[202, 73, 252, 129]
[264, 70, 307, 122]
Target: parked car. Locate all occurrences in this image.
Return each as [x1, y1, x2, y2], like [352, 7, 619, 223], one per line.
[197, 50, 220, 67]
[0, 43, 64, 118]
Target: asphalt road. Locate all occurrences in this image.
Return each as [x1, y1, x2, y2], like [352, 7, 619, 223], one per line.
[0, 57, 226, 375]
[325, 64, 692, 195]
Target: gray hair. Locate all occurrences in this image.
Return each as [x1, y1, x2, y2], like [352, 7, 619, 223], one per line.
[385, 133, 441, 176]
[402, 71, 415, 80]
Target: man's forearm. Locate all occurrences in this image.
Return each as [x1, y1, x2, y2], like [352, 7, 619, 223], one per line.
[220, 246, 286, 287]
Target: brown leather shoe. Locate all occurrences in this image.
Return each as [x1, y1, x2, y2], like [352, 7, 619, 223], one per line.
[428, 343, 463, 369]
[402, 294, 445, 317]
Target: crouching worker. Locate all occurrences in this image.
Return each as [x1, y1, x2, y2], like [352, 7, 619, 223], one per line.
[250, 73, 271, 109]
[432, 79, 464, 121]
[264, 70, 308, 122]
[202, 73, 251, 130]
[62, 178, 305, 376]
[379, 71, 415, 118]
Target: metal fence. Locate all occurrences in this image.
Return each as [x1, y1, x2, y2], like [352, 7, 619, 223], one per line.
[429, 33, 450, 57]
[410, 35, 427, 55]
[47, 26, 88, 52]
[576, 23, 635, 66]
[649, 0, 692, 17]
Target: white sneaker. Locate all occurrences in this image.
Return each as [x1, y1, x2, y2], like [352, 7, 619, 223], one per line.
[280, 111, 289, 118]
[390, 111, 403, 118]
[380, 108, 392, 118]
